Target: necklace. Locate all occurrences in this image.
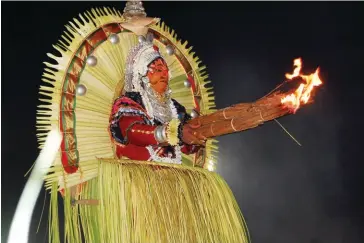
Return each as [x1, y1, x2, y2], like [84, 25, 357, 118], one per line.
[141, 85, 177, 124]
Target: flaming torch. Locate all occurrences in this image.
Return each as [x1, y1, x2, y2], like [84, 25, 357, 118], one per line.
[281, 58, 322, 113]
[188, 58, 323, 138]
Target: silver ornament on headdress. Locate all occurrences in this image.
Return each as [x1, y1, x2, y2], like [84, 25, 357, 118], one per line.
[123, 42, 177, 124]
[109, 34, 120, 44]
[86, 56, 97, 66]
[124, 42, 162, 92]
[76, 84, 87, 96]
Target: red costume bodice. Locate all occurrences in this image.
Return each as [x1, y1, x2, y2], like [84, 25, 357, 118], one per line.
[109, 92, 199, 163]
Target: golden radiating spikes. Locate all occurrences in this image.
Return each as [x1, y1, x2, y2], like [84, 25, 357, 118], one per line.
[69, 21, 84, 37]
[36, 128, 52, 132]
[36, 116, 57, 121]
[36, 133, 51, 138]
[43, 72, 58, 81]
[64, 24, 77, 37]
[200, 74, 209, 80]
[198, 66, 207, 72]
[78, 13, 89, 26]
[94, 7, 102, 16]
[39, 85, 54, 92]
[201, 80, 212, 86]
[182, 40, 188, 48]
[90, 8, 99, 17]
[38, 98, 53, 104]
[43, 67, 57, 75]
[98, 7, 106, 16]
[166, 26, 170, 34]
[46, 52, 62, 63]
[62, 30, 74, 42]
[41, 78, 55, 86]
[54, 41, 68, 53]
[38, 92, 53, 99]
[90, 9, 102, 27]
[42, 61, 57, 69]
[189, 51, 196, 58]
[201, 88, 213, 95]
[56, 41, 69, 53]
[107, 7, 115, 16]
[115, 8, 122, 17]
[36, 111, 52, 116]
[73, 18, 83, 28]
[85, 10, 95, 23]
[103, 7, 111, 15]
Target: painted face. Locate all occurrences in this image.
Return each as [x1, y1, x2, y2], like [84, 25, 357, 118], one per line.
[147, 58, 169, 94]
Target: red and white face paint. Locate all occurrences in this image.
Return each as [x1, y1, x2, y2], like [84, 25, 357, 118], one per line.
[147, 58, 169, 94]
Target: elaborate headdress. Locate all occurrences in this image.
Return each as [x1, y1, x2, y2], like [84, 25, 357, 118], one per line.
[124, 41, 162, 92]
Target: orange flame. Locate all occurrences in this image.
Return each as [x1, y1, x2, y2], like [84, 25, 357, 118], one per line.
[281, 58, 322, 113]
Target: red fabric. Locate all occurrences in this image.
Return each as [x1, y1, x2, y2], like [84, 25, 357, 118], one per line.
[118, 116, 158, 146]
[116, 144, 151, 160]
[111, 96, 147, 117]
[59, 112, 78, 174]
[181, 144, 200, 154]
[111, 96, 158, 160]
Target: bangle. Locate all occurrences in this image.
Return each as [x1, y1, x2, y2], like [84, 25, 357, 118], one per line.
[154, 125, 167, 143]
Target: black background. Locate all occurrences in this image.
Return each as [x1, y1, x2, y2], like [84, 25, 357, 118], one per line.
[2, 1, 364, 243]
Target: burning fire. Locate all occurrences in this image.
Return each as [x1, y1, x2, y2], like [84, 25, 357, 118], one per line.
[281, 58, 322, 113]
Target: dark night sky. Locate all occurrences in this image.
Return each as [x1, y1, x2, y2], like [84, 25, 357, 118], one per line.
[2, 1, 364, 243]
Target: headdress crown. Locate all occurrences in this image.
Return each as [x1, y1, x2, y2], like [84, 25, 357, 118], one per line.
[124, 41, 162, 92]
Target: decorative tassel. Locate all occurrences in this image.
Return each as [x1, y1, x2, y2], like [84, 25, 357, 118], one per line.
[166, 118, 180, 146]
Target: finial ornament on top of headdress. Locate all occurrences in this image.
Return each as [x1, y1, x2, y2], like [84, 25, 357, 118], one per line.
[121, 1, 160, 36]
[123, 1, 147, 20]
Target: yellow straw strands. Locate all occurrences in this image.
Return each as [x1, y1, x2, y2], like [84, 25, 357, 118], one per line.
[37, 8, 126, 174]
[48, 159, 250, 243]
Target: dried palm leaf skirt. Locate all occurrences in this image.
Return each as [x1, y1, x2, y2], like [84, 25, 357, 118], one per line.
[47, 159, 250, 243]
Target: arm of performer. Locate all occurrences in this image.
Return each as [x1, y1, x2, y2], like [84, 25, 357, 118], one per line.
[118, 116, 159, 146]
[118, 115, 205, 148]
